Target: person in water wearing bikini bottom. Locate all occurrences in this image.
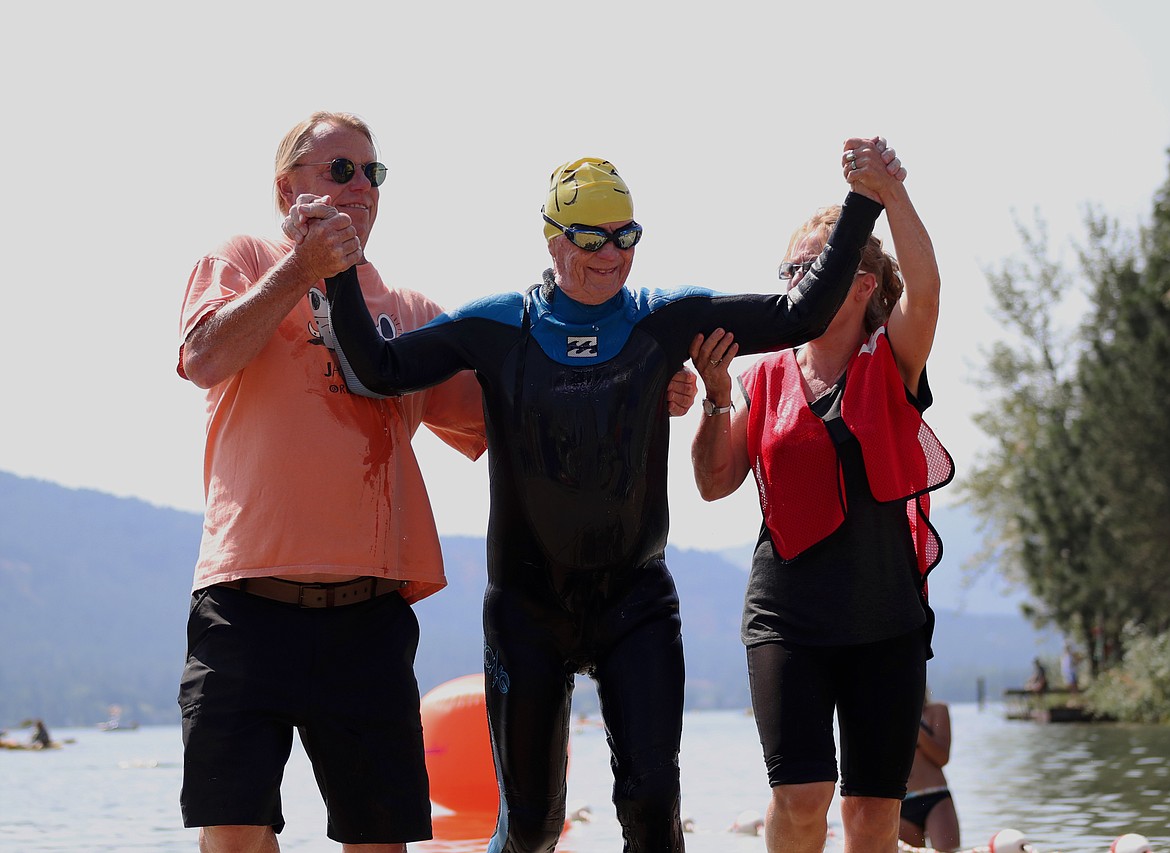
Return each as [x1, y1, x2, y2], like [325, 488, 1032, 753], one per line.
[900, 694, 960, 851]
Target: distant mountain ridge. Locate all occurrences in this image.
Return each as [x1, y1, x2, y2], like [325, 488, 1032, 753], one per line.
[0, 472, 1057, 727]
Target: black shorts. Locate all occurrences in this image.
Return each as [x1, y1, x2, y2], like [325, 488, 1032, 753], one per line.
[746, 629, 927, 799]
[178, 583, 431, 844]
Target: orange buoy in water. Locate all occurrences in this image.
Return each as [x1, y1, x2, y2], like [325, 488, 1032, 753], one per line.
[421, 674, 499, 814]
[420, 673, 574, 829]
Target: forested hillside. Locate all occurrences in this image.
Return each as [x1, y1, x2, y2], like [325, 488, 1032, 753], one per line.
[0, 472, 1056, 727]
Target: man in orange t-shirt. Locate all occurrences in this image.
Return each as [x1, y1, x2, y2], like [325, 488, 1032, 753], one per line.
[175, 111, 487, 853]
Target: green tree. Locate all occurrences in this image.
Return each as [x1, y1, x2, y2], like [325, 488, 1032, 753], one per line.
[1075, 176, 1170, 642]
[963, 151, 1170, 679]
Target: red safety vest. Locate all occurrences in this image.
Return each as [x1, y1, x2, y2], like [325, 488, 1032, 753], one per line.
[744, 328, 953, 575]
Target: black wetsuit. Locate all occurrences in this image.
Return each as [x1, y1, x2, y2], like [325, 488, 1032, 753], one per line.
[327, 192, 881, 852]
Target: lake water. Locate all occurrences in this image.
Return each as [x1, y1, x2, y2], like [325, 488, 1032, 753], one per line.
[1, 704, 1167, 852]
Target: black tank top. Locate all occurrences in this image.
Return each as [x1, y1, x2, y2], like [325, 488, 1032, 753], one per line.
[741, 369, 932, 647]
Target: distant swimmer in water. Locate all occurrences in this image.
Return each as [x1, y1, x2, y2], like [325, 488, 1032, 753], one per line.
[567, 801, 594, 823]
[899, 691, 960, 851]
[730, 809, 765, 836]
[30, 719, 53, 749]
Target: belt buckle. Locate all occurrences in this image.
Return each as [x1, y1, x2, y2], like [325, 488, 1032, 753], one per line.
[298, 583, 328, 608]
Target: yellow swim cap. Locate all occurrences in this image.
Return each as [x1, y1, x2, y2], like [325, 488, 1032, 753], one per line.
[542, 158, 634, 241]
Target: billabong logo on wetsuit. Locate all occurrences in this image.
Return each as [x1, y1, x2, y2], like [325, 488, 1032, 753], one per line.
[567, 336, 598, 358]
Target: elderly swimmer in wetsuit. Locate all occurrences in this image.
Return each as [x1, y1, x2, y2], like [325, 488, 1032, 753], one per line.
[291, 153, 886, 853]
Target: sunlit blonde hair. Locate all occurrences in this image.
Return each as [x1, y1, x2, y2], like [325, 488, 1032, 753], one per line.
[785, 205, 903, 335]
[272, 111, 377, 215]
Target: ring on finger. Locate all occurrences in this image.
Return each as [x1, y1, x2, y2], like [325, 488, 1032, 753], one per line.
[710, 358, 722, 367]
[850, 160, 858, 171]
[845, 150, 856, 162]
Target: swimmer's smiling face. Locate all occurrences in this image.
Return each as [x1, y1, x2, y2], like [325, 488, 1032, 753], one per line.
[548, 220, 637, 306]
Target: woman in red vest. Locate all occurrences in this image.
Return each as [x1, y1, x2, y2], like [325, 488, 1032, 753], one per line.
[689, 137, 954, 853]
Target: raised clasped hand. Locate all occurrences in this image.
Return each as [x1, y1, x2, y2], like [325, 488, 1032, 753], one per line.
[842, 136, 907, 204]
[282, 193, 363, 279]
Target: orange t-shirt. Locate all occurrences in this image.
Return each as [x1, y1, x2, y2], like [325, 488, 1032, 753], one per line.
[177, 235, 486, 603]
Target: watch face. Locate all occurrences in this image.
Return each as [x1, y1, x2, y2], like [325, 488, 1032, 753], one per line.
[703, 399, 715, 416]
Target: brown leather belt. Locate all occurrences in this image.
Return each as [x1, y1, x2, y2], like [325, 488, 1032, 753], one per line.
[218, 576, 406, 608]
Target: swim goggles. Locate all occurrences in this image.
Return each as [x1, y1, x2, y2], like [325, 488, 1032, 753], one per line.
[542, 214, 643, 252]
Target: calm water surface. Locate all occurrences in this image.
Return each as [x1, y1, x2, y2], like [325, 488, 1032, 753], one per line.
[1, 704, 1167, 852]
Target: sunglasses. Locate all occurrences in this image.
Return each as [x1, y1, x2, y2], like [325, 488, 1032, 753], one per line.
[295, 158, 388, 187]
[543, 213, 643, 252]
[778, 259, 817, 280]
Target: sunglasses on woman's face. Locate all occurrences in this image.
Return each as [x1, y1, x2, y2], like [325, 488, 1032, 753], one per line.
[295, 158, 388, 187]
[778, 259, 817, 280]
[543, 214, 643, 252]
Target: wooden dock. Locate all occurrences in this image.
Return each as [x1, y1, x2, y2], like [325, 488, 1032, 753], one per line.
[1002, 687, 1108, 723]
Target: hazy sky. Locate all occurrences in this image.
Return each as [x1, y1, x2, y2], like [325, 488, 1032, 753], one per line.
[2, 0, 1167, 554]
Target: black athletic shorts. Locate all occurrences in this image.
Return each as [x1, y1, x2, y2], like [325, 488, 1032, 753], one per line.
[178, 583, 431, 844]
[746, 629, 927, 799]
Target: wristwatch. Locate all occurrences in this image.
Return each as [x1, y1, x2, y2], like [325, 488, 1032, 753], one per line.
[702, 398, 734, 417]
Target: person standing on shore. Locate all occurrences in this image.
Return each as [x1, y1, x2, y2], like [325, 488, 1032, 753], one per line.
[689, 137, 954, 853]
[176, 110, 488, 852]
